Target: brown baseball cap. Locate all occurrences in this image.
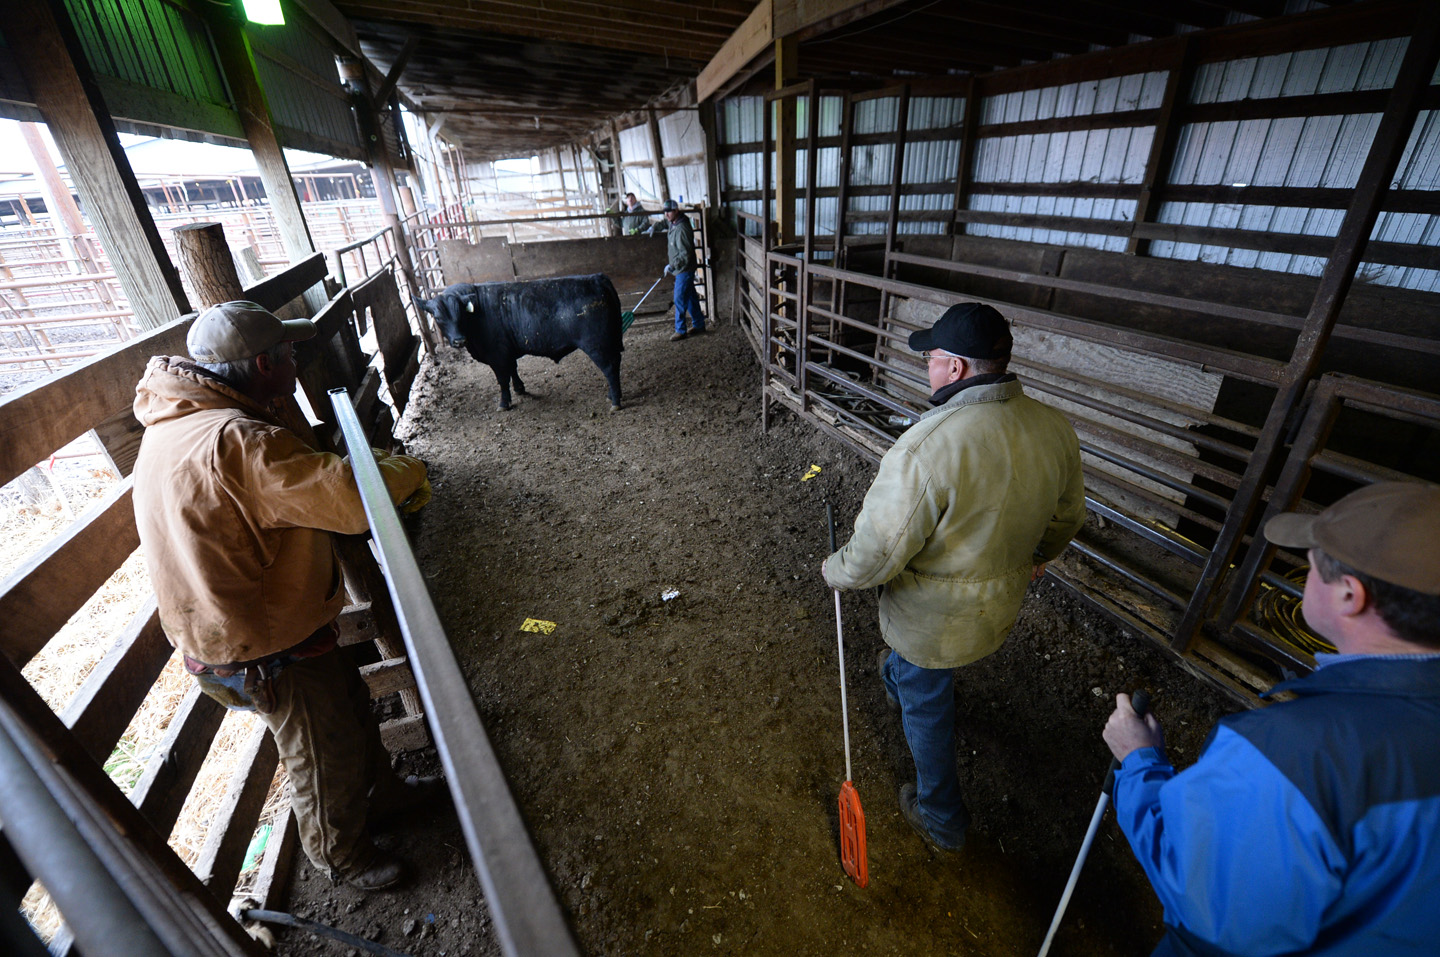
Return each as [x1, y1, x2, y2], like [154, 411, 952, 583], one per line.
[1264, 481, 1440, 595]
[187, 300, 316, 363]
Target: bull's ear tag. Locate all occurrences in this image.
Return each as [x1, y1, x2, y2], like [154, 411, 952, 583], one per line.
[466, 301, 475, 313]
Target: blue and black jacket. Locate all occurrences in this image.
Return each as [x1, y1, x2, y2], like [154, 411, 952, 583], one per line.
[1113, 655, 1440, 956]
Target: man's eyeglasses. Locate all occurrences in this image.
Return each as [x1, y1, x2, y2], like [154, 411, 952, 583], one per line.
[922, 351, 954, 361]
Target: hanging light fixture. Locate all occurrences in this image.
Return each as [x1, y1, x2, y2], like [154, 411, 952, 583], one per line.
[240, 0, 285, 25]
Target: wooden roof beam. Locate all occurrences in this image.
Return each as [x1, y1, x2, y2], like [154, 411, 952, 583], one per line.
[698, 0, 910, 101]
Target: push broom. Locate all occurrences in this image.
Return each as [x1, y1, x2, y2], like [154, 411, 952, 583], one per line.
[620, 274, 667, 333]
[827, 503, 869, 888]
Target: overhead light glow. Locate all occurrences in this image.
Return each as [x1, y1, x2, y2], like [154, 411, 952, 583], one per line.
[241, 0, 285, 25]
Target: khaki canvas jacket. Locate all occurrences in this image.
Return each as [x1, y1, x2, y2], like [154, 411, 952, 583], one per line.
[132, 357, 424, 666]
[824, 378, 1085, 669]
[667, 214, 697, 273]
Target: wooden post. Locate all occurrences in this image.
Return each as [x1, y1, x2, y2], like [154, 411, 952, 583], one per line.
[1128, 38, 1195, 256]
[774, 35, 799, 244]
[555, 147, 569, 208]
[949, 75, 980, 237]
[700, 101, 723, 212]
[608, 119, 626, 228]
[647, 110, 671, 205]
[173, 224, 244, 311]
[8, 0, 189, 332]
[803, 79, 819, 264]
[200, 5, 325, 315]
[1172, 5, 1440, 652]
[884, 84, 911, 260]
[835, 92, 855, 260]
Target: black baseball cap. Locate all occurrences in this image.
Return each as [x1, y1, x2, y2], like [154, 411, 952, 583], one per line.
[908, 302, 1012, 359]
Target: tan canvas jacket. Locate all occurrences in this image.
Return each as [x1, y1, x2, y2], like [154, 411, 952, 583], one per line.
[824, 378, 1085, 669]
[132, 356, 425, 666]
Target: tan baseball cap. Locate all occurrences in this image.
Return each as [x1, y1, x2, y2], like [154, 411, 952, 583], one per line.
[1264, 481, 1440, 595]
[187, 300, 317, 363]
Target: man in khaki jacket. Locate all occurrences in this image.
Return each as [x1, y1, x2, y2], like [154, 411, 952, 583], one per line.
[133, 301, 432, 890]
[824, 302, 1085, 854]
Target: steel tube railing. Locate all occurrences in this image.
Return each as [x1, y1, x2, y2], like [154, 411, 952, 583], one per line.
[328, 390, 580, 957]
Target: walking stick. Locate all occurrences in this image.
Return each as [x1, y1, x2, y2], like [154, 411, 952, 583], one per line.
[827, 503, 868, 888]
[1037, 690, 1151, 957]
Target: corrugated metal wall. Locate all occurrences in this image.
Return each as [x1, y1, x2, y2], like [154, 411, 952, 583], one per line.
[247, 17, 365, 160]
[717, 30, 1440, 292]
[1152, 38, 1440, 291]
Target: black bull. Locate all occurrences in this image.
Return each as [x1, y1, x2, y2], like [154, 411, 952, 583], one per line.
[414, 274, 624, 410]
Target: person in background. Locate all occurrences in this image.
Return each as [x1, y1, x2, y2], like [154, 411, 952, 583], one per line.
[660, 199, 706, 341]
[1103, 481, 1440, 956]
[131, 301, 437, 891]
[616, 191, 649, 235]
[824, 303, 1085, 854]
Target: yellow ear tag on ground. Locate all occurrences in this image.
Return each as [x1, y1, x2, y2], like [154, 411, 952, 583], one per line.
[520, 618, 557, 635]
[801, 464, 822, 482]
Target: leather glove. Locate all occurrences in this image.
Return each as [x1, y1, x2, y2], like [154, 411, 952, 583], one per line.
[664, 264, 675, 276]
[400, 478, 432, 514]
[376, 453, 427, 507]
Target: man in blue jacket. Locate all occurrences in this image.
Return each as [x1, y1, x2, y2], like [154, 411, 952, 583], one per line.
[1103, 481, 1440, 956]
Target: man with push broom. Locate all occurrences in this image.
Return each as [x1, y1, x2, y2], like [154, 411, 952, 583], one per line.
[1102, 481, 1440, 955]
[823, 302, 1085, 854]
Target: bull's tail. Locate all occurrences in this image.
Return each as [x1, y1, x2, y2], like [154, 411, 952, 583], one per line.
[600, 276, 625, 351]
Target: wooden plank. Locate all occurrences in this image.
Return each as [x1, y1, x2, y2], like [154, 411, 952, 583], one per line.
[61, 597, 171, 764]
[242, 253, 327, 315]
[8, 0, 190, 330]
[352, 365, 385, 432]
[976, 107, 1160, 138]
[335, 602, 377, 647]
[359, 656, 417, 698]
[130, 684, 226, 833]
[379, 713, 429, 753]
[250, 808, 298, 912]
[698, 0, 772, 102]
[647, 110, 671, 205]
[390, 347, 422, 414]
[0, 317, 190, 490]
[351, 270, 416, 399]
[193, 723, 278, 895]
[90, 406, 147, 479]
[0, 480, 139, 668]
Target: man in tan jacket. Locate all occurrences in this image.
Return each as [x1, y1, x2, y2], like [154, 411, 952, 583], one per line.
[824, 302, 1085, 854]
[133, 301, 431, 890]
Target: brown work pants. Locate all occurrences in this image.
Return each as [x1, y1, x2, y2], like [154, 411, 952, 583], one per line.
[255, 648, 391, 879]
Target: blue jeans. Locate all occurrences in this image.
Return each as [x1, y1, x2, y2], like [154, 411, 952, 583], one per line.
[673, 269, 705, 333]
[881, 648, 970, 847]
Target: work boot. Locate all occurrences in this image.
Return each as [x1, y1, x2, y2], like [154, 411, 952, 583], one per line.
[690, 325, 707, 335]
[878, 649, 900, 714]
[337, 849, 406, 891]
[669, 331, 687, 342]
[899, 784, 964, 856]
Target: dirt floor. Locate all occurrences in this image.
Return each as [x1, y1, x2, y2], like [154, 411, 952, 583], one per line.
[268, 315, 1239, 957]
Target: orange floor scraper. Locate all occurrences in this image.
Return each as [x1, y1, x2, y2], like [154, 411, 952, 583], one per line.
[827, 504, 868, 888]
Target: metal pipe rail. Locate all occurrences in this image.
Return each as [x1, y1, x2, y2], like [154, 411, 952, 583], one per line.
[327, 389, 580, 957]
